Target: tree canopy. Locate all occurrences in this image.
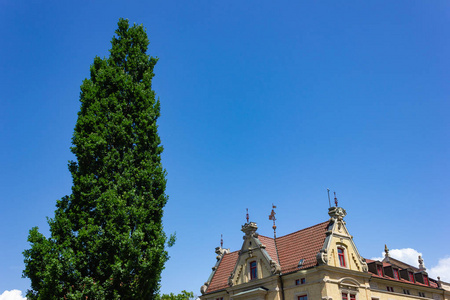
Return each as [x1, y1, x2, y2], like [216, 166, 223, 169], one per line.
[23, 18, 171, 299]
[157, 290, 195, 300]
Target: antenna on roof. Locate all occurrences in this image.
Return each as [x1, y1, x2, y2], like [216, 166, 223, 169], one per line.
[220, 234, 223, 248]
[327, 188, 331, 208]
[334, 192, 338, 207]
[269, 204, 277, 238]
[246, 208, 249, 223]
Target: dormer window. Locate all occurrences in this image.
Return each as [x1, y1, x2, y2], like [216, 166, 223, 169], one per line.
[393, 268, 399, 280]
[338, 247, 346, 267]
[423, 275, 429, 286]
[250, 261, 257, 280]
[376, 265, 383, 276]
[408, 271, 414, 282]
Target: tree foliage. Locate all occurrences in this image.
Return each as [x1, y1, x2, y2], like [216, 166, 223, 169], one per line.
[23, 18, 170, 299]
[157, 290, 195, 300]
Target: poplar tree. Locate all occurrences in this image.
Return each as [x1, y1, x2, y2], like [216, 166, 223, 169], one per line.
[23, 18, 171, 299]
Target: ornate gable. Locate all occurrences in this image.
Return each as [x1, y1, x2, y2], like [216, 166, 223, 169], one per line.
[316, 206, 368, 272]
[228, 222, 281, 287]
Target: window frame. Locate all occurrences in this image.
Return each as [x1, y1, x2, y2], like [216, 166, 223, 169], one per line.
[376, 265, 383, 276]
[338, 247, 346, 267]
[423, 275, 429, 286]
[298, 295, 307, 300]
[393, 268, 399, 280]
[249, 260, 257, 280]
[408, 271, 414, 282]
[341, 292, 356, 300]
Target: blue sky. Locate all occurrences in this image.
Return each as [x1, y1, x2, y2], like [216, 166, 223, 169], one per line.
[1, 0, 449, 297]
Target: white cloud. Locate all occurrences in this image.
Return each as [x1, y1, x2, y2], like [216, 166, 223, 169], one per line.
[0, 290, 26, 300]
[428, 257, 450, 282]
[371, 248, 422, 267]
[389, 248, 422, 268]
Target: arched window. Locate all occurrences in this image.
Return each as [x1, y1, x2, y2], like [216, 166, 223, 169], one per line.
[338, 247, 346, 267]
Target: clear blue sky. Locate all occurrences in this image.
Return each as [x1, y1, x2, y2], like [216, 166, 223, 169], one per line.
[1, 0, 449, 296]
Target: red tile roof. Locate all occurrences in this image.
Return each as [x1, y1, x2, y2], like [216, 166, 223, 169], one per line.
[207, 251, 239, 293]
[206, 221, 330, 293]
[258, 235, 279, 265]
[276, 221, 329, 273]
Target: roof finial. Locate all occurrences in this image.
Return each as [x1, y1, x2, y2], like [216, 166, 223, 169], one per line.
[246, 208, 249, 223]
[327, 188, 331, 208]
[220, 234, 223, 248]
[384, 244, 390, 263]
[269, 204, 277, 238]
[334, 192, 338, 207]
[418, 255, 426, 271]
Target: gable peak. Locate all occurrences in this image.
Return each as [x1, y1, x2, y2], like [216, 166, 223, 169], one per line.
[241, 222, 258, 239]
[328, 206, 347, 221]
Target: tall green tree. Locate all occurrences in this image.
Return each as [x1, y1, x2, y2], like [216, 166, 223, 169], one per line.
[23, 18, 172, 299]
[157, 290, 195, 300]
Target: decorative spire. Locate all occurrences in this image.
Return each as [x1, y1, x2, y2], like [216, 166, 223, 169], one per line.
[334, 192, 338, 207]
[418, 255, 426, 271]
[383, 244, 390, 263]
[269, 204, 277, 238]
[220, 234, 223, 248]
[246, 208, 249, 223]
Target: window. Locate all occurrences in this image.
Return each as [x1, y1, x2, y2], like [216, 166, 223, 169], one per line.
[419, 292, 426, 297]
[298, 295, 307, 300]
[376, 265, 383, 276]
[342, 293, 356, 300]
[423, 275, 429, 285]
[393, 268, 399, 280]
[250, 261, 257, 280]
[408, 272, 414, 282]
[403, 289, 410, 295]
[386, 286, 394, 292]
[295, 279, 299, 285]
[338, 247, 346, 267]
[216, 298, 223, 300]
[295, 278, 305, 285]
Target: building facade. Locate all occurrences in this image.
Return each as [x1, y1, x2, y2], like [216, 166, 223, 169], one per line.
[199, 206, 449, 300]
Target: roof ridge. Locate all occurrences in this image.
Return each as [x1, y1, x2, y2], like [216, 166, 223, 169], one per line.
[258, 234, 274, 240]
[387, 256, 419, 271]
[274, 236, 281, 269]
[276, 220, 329, 239]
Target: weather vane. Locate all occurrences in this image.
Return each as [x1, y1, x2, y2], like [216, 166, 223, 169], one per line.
[269, 204, 277, 238]
[334, 192, 338, 207]
[246, 208, 249, 223]
[220, 234, 223, 248]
